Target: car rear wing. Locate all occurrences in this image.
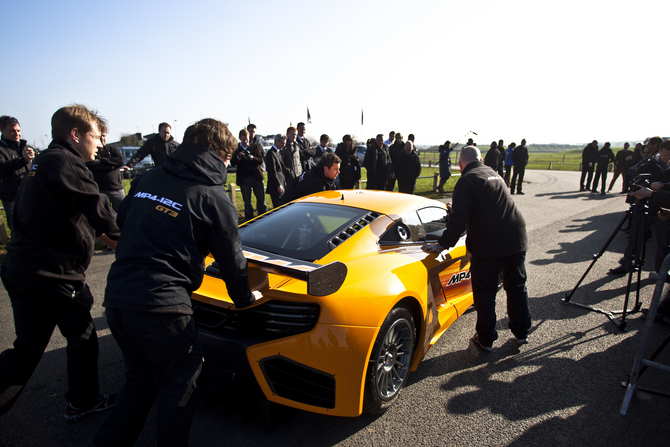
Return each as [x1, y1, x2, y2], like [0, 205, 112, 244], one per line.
[205, 246, 348, 297]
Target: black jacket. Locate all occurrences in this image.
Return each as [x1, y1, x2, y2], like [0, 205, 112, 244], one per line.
[595, 147, 615, 171]
[86, 144, 124, 191]
[335, 144, 361, 186]
[363, 143, 390, 188]
[512, 145, 529, 168]
[282, 141, 302, 185]
[280, 161, 337, 204]
[582, 143, 598, 167]
[394, 150, 422, 185]
[0, 138, 31, 200]
[265, 146, 286, 194]
[104, 144, 254, 312]
[296, 136, 315, 171]
[437, 161, 527, 261]
[231, 142, 265, 185]
[126, 134, 178, 168]
[484, 147, 500, 171]
[2, 140, 120, 281]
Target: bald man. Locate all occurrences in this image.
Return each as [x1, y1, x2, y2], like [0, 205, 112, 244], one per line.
[422, 146, 531, 352]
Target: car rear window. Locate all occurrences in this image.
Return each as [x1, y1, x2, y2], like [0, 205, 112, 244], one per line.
[239, 203, 371, 261]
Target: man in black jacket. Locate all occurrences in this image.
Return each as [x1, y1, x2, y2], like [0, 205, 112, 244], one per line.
[296, 122, 315, 172]
[422, 146, 531, 352]
[265, 134, 287, 208]
[579, 140, 598, 191]
[387, 133, 404, 192]
[510, 139, 529, 195]
[592, 142, 615, 194]
[0, 116, 35, 231]
[282, 126, 302, 185]
[395, 141, 422, 194]
[280, 152, 341, 204]
[231, 128, 267, 221]
[94, 119, 258, 447]
[0, 104, 120, 420]
[86, 131, 125, 211]
[484, 141, 500, 172]
[364, 134, 390, 190]
[608, 142, 633, 193]
[124, 122, 178, 169]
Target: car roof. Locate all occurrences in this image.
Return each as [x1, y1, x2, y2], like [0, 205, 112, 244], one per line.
[288, 190, 446, 217]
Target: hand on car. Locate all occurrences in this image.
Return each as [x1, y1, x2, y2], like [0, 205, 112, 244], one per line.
[421, 243, 444, 254]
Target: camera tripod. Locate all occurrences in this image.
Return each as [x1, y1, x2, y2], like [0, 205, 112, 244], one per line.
[562, 200, 650, 331]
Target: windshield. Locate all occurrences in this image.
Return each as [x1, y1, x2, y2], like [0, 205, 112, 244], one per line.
[240, 203, 372, 261]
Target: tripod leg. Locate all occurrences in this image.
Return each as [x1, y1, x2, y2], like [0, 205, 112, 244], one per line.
[564, 209, 632, 303]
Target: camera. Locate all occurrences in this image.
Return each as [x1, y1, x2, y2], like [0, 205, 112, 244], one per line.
[626, 173, 652, 204]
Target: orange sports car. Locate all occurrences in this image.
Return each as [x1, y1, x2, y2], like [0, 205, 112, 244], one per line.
[191, 190, 473, 417]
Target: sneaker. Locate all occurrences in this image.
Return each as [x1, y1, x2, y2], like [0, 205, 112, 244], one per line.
[514, 337, 529, 346]
[517, 191, 525, 195]
[471, 334, 492, 353]
[64, 393, 115, 422]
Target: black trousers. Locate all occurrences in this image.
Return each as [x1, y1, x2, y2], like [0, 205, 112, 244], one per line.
[580, 165, 594, 190]
[469, 252, 532, 347]
[95, 309, 203, 447]
[592, 169, 609, 192]
[397, 180, 416, 195]
[510, 166, 526, 193]
[0, 267, 99, 415]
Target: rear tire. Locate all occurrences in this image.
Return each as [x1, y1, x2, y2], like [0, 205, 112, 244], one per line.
[362, 305, 415, 414]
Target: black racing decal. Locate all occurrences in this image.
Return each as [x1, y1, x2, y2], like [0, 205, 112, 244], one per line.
[446, 270, 471, 286]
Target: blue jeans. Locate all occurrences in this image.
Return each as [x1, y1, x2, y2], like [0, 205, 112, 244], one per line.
[469, 252, 531, 347]
[240, 176, 267, 220]
[0, 267, 99, 415]
[95, 310, 203, 447]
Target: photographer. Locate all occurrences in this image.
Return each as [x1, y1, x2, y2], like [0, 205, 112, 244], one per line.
[630, 138, 670, 279]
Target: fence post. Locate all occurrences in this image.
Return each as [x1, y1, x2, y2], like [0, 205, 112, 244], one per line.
[548, 162, 552, 170]
[433, 172, 439, 192]
[429, 160, 432, 168]
[227, 183, 237, 208]
[356, 179, 362, 189]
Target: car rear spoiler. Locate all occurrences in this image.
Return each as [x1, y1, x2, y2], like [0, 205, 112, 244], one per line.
[205, 246, 348, 297]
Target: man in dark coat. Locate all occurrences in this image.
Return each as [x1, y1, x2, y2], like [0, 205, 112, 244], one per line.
[282, 126, 302, 185]
[231, 128, 267, 221]
[484, 141, 500, 172]
[436, 140, 452, 193]
[608, 142, 633, 193]
[394, 141, 422, 194]
[387, 132, 404, 191]
[335, 134, 361, 190]
[0, 116, 35, 231]
[510, 139, 529, 195]
[496, 140, 506, 177]
[265, 134, 287, 208]
[296, 122, 315, 172]
[364, 134, 390, 190]
[124, 122, 178, 169]
[422, 145, 530, 352]
[0, 105, 120, 420]
[579, 140, 598, 191]
[94, 119, 258, 446]
[280, 152, 341, 204]
[592, 142, 615, 194]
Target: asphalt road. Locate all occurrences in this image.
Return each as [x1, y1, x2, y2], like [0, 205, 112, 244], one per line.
[1, 170, 669, 447]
